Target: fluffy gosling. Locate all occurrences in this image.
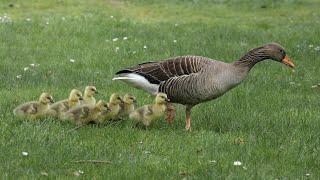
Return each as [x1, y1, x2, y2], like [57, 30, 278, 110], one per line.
[130, 93, 169, 129]
[115, 93, 136, 120]
[63, 100, 111, 125]
[13, 92, 54, 120]
[82, 86, 99, 106]
[96, 93, 124, 123]
[50, 89, 83, 118]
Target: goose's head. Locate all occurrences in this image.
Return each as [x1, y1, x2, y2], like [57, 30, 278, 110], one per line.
[259, 43, 295, 68]
[85, 86, 98, 97]
[39, 92, 54, 104]
[155, 93, 170, 104]
[96, 100, 111, 112]
[110, 93, 124, 105]
[123, 94, 137, 104]
[69, 89, 83, 102]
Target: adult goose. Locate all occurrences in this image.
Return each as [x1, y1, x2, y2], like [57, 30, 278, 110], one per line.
[112, 43, 295, 130]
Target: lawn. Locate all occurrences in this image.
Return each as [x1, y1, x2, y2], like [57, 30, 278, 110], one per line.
[1, 0, 320, 179]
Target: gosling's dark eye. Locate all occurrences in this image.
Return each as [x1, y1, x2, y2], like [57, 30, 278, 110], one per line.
[103, 105, 108, 107]
[91, 89, 95, 91]
[77, 94, 81, 97]
[279, 49, 284, 53]
[117, 97, 121, 100]
[47, 97, 51, 100]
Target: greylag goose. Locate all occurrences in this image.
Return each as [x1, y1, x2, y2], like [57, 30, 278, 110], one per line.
[49, 89, 83, 118]
[63, 100, 111, 125]
[115, 93, 137, 120]
[96, 93, 124, 123]
[13, 92, 55, 120]
[130, 93, 169, 130]
[113, 43, 295, 130]
[82, 86, 99, 106]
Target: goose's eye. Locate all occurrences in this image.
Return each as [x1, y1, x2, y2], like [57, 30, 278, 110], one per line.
[103, 105, 108, 107]
[77, 94, 81, 97]
[117, 97, 121, 100]
[91, 89, 95, 91]
[279, 49, 284, 53]
[47, 97, 51, 100]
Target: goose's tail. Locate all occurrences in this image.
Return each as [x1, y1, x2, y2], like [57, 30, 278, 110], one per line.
[112, 73, 159, 95]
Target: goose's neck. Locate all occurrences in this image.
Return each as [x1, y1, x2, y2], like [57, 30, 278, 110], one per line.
[69, 99, 79, 106]
[234, 48, 269, 69]
[93, 106, 101, 113]
[85, 93, 93, 98]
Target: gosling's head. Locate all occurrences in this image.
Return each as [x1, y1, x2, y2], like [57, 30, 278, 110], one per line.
[69, 89, 83, 102]
[39, 92, 54, 104]
[155, 93, 170, 104]
[123, 94, 137, 104]
[85, 86, 98, 97]
[110, 93, 124, 105]
[96, 100, 111, 112]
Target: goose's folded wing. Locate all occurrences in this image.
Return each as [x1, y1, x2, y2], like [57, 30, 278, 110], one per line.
[60, 101, 70, 112]
[115, 56, 212, 84]
[27, 103, 38, 114]
[79, 107, 90, 119]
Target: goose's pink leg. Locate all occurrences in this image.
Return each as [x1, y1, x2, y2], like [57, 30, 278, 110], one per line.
[185, 105, 193, 131]
[165, 102, 176, 124]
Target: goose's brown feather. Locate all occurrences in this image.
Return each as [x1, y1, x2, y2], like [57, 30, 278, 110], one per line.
[116, 56, 212, 84]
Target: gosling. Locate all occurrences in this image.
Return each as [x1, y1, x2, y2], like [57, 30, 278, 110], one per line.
[50, 89, 83, 118]
[82, 86, 99, 106]
[63, 100, 111, 125]
[13, 92, 54, 120]
[130, 93, 169, 129]
[114, 93, 136, 120]
[96, 93, 123, 123]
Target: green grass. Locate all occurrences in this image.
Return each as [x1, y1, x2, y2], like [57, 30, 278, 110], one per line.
[1, 0, 320, 178]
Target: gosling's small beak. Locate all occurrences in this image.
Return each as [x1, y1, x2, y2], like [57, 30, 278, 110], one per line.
[79, 96, 83, 100]
[165, 98, 170, 102]
[50, 99, 55, 103]
[282, 56, 295, 68]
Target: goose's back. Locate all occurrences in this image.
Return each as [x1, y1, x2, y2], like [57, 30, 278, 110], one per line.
[116, 56, 213, 84]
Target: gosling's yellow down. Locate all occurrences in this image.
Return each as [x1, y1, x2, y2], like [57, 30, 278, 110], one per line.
[63, 100, 111, 125]
[82, 86, 99, 106]
[50, 89, 83, 117]
[130, 93, 169, 129]
[13, 92, 54, 120]
[96, 93, 124, 123]
[115, 93, 136, 120]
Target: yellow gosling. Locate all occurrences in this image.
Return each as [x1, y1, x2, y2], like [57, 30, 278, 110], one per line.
[96, 93, 123, 123]
[13, 92, 54, 120]
[50, 89, 83, 118]
[82, 86, 99, 106]
[115, 93, 136, 120]
[63, 100, 111, 125]
[129, 93, 169, 130]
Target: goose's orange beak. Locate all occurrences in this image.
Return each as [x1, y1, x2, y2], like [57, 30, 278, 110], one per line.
[282, 56, 295, 68]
